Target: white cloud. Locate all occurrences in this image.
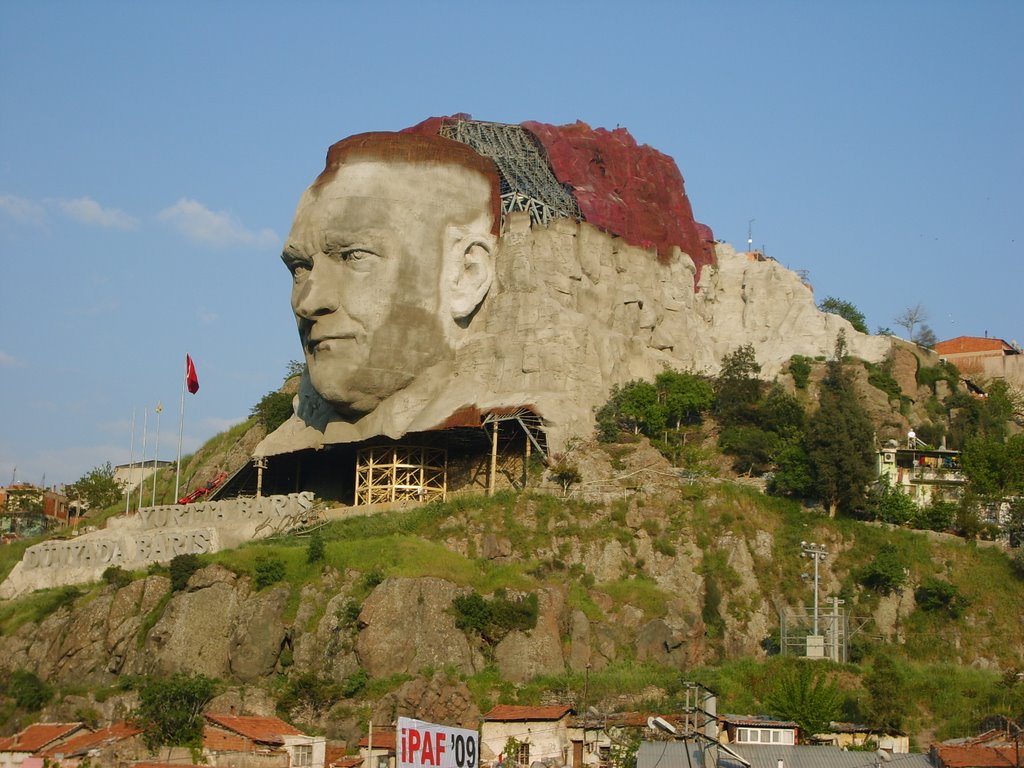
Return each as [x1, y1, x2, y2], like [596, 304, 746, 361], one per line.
[158, 198, 278, 247]
[0, 194, 44, 224]
[0, 350, 24, 368]
[58, 197, 138, 230]
[196, 308, 219, 325]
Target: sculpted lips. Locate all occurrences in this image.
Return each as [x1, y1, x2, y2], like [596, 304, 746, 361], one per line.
[306, 331, 359, 355]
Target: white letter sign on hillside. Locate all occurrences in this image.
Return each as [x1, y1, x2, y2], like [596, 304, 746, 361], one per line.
[398, 717, 478, 768]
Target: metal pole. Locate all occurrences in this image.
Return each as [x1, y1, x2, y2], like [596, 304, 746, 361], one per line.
[151, 403, 163, 507]
[175, 356, 187, 502]
[488, 421, 499, 496]
[137, 407, 148, 510]
[125, 408, 136, 514]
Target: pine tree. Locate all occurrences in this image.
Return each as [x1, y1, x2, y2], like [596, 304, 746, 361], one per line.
[806, 334, 875, 517]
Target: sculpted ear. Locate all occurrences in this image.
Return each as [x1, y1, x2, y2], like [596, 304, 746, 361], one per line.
[448, 231, 496, 322]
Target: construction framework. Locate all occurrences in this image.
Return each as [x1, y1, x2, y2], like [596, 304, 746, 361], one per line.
[354, 445, 447, 506]
[439, 118, 583, 226]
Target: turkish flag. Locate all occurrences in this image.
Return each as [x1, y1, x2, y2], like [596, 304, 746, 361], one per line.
[186, 354, 200, 394]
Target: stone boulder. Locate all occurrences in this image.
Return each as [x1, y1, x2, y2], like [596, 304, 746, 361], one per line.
[356, 577, 484, 676]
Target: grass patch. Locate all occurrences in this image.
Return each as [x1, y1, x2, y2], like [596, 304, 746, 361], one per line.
[594, 576, 670, 619]
[0, 585, 84, 635]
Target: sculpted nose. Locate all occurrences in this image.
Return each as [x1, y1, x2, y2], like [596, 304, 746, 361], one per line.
[293, 262, 340, 318]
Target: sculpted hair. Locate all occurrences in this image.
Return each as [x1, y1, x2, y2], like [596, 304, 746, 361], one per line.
[314, 131, 502, 235]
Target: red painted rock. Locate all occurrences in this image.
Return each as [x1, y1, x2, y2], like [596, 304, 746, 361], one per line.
[405, 114, 715, 283]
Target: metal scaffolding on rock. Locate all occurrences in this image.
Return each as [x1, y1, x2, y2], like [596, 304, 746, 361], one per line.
[439, 118, 583, 226]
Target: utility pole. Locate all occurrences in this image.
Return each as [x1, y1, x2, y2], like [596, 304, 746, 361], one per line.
[747, 219, 755, 253]
[801, 541, 828, 634]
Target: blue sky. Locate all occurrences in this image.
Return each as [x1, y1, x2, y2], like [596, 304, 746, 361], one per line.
[1, 1, 1021, 487]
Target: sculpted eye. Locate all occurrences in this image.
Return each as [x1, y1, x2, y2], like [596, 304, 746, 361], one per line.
[341, 248, 379, 270]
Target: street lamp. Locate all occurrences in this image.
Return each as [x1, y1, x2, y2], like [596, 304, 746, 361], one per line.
[800, 541, 828, 634]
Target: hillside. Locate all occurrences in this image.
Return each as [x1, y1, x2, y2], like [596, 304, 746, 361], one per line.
[1, 344, 1022, 752]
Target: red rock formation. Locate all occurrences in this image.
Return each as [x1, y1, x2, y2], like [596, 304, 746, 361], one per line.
[404, 115, 715, 283]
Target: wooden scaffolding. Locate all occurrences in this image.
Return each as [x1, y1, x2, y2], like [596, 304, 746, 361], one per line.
[354, 445, 447, 506]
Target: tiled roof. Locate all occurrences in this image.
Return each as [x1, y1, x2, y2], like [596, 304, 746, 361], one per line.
[331, 758, 363, 768]
[39, 721, 141, 756]
[933, 744, 1018, 767]
[483, 705, 573, 722]
[0, 723, 85, 753]
[203, 724, 257, 752]
[204, 713, 306, 745]
[135, 763, 210, 768]
[358, 730, 397, 750]
[934, 336, 1015, 356]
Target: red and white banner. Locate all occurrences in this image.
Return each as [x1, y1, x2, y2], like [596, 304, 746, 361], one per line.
[398, 717, 479, 768]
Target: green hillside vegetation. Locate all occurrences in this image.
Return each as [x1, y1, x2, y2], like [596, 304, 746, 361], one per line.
[2, 345, 1022, 746]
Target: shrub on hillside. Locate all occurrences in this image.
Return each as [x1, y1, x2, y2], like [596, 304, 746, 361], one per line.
[915, 578, 969, 618]
[253, 555, 286, 589]
[170, 553, 201, 592]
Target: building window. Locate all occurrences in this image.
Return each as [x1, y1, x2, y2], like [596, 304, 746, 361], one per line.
[735, 728, 793, 745]
[514, 742, 530, 766]
[293, 744, 313, 767]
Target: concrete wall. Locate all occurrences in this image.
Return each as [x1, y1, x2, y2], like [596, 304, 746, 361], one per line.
[0, 492, 315, 598]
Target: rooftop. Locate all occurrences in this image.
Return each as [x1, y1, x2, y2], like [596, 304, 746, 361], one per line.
[483, 704, 574, 722]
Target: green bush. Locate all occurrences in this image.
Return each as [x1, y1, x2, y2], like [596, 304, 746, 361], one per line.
[788, 355, 812, 389]
[103, 565, 132, 589]
[3, 669, 52, 711]
[914, 500, 956, 532]
[276, 672, 341, 717]
[915, 578, 969, 618]
[253, 555, 286, 589]
[306, 530, 326, 564]
[452, 591, 538, 644]
[857, 544, 908, 595]
[169, 553, 201, 591]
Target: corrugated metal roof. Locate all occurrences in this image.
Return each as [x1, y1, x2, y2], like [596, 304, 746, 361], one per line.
[483, 704, 573, 721]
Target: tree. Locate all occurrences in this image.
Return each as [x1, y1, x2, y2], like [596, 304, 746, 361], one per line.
[548, 458, 582, 496]
[806, 336, 875, 517]
[655, 369, 714, 427]
[1007, 499, 1024, 549]
[169, 553, 201, 592]
[818, 296, 868, 334]
[68, 462, 123, 512]
[857, 543, 907, 595]
[914, 323, 937, 348]
[863, 655, 909, 731]
[894, 303, 928, 342]
[766, 661, 843, 738]
[250, 390, 294, 432]
[134, 673, 218, 752]
[714, 344, 763, 425]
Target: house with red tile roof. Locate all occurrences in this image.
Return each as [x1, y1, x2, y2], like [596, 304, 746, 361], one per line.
[0, 723, 86, 768]
[36, 721, 144, 766]
[930, 743, 1021, 767]
[203, 713, 326, 767]
[480, 705, 575, 768]
[934, 335, 1024, 389]
[356, 728, 397, 768]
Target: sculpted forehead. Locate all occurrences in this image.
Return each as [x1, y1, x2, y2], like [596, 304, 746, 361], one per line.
[291, 159, 494, 238]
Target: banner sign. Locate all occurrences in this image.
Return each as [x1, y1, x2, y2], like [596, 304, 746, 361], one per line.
[398, 717, 479, 768]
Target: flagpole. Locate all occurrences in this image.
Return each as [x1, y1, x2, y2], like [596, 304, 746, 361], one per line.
[125, 408, 136, 515]
[152, 402, 163, 507]
[175, 356, 187, 502]
[137, 407, 149, 511]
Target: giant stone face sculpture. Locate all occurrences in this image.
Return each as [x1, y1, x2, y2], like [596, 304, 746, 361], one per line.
[256, 117, 889, 458]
